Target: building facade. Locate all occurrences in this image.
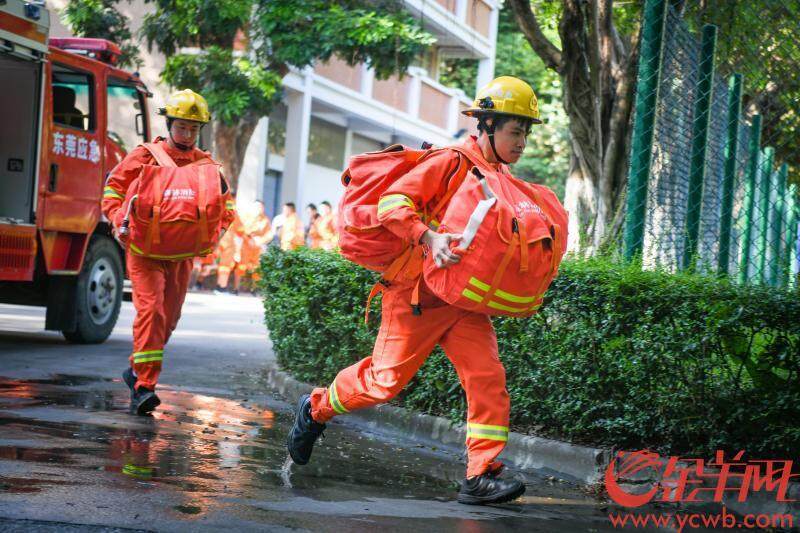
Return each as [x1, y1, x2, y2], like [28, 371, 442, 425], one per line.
[46, 0, 500, 221]
[238, 0, 499, 219]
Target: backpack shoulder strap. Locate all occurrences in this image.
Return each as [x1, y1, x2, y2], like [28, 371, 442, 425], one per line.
[191, 156, 218, 166]
[428, 152, 469, 222]
[142, 142, 178, 168]
[446, 144, 493, 172]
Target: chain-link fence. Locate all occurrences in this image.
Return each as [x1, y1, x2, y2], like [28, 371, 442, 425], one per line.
[623, 0, 799, 287]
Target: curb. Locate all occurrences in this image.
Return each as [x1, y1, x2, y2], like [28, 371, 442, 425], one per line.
[263, 364, 610, 486]
[263, 364, 800, 520]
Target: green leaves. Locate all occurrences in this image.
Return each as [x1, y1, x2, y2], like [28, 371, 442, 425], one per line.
[161, 47, 282, 125]
[134, 0, 435, 123]
[61, 0, 141, 68]
[260, 248, 800, 458]
[140, 0, 253, 56]
[253, 0, 434, 80]
[439, 5, 569, 198]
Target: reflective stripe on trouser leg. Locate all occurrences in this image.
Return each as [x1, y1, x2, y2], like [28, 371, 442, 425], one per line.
[127, 255, 189, 390]
[328, 377, 349, 415]
[439, 310, 510, 478]
[467, 423, 509, 441]
[162, 259, 192, 345]
[130, 350, 163, 391]
[132, 349, 164, 364]
[128, 253, 167, 390]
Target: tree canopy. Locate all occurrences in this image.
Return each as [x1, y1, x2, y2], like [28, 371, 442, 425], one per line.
[140, 0, 434, 129]
[439, 5, 569, 199]
[62, 0, 435, 188]
[61, 0, 141, 68]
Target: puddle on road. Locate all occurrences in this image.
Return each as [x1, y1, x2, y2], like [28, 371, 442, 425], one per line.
[0, 375, 458, 517]
[0, 374, 638, 531]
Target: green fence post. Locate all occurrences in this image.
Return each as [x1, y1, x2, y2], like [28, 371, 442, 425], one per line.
[682, 24, 718, 271]
[756, 147, 775, 284]
[717, 74, 743, 276]
[623, 0, 669, 261]
[737, 115, 762, 285]
[768, 164, 788, 285]
[783, 184, 798, 287]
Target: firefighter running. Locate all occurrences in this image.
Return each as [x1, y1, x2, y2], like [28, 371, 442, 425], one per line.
[287, 77, 567, 505]
[102, 89, 235, 415]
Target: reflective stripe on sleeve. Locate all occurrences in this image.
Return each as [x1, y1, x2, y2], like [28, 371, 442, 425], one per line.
[377, 194, 415, 216]
[103, 186, 124, 200]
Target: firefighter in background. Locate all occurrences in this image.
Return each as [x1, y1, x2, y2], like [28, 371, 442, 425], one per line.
[244, 200, 272, 250]
[306, 203, 322, 248]
[279, 202, 305, 251]
[102, 89, 235, 415]
[240, 200, 272, 286]
[316, 200, 338, 250]
[286, 77, 543, 504]
[190, 253, 217, 290]
[216, 211, 248, 294]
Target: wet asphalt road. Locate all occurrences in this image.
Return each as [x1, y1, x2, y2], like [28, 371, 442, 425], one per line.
[0, 292, 669, 532]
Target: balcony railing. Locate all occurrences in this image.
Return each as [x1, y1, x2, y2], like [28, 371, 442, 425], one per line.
[404, 0, 494, 42]
[466, 0, 492, 37]
[313, 56, 361, 92]
[313, 61, 475, 137]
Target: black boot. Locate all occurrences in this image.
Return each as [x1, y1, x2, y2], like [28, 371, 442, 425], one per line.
[457, 472, 526, 505]
[131, 386, 161, 416]
[286, 394, 326, 465]
[122, 367, 137, 403]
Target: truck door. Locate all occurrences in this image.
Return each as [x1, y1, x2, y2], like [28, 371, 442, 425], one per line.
[104, 77, 148, 171]
[39, 61, 103, 237]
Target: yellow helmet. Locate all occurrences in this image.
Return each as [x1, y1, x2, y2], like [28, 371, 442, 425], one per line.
[158, 89, 210, 124]
[462, 76, 541, 124]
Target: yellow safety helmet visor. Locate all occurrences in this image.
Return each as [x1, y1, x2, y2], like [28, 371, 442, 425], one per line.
[158, 89, 210, 124]
[462, 76, 542, 124]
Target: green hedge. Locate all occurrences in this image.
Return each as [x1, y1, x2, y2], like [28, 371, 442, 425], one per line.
[259, 247, 800, 458]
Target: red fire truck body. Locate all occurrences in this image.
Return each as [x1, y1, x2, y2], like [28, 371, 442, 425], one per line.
[1, 1, 151, 342]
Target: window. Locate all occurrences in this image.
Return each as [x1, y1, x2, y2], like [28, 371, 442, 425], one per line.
[413, 48, 439, 80]
[350, 133, 383, 157]
[307, 116, 346, 170]
[52, 64, 94, 131]
[267, 104, 287, 157]
[106, 80, 146, 154]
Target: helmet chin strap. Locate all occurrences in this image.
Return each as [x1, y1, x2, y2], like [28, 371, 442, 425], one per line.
[479, 116, 509, 165]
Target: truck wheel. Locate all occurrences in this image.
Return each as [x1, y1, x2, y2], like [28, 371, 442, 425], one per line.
[63, 236, 123, 344]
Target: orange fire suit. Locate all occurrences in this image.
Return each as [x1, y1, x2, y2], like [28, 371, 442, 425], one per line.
[216, 213, 248, 289]
[241, 211, 271, 282]
[310, 136, 510, 478]
[102, 137, 235, 391]
[280, 213, 305, 251]
[308, 215, 323, 249]
[314, 213, 338, 250]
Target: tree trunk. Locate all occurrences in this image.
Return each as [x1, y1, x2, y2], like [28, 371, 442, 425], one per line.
[213, 111, 260, 193]
[563, 153, 600, 253]
[510, 0, 639, 256]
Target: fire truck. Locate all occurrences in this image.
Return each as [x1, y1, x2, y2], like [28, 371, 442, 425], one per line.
[0, 1, 151, 343]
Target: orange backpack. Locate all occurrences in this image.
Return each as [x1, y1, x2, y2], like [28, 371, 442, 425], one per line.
[119, 143, 226, 261]
[338, 143, 474, 273]
[423, 149, 569, 317]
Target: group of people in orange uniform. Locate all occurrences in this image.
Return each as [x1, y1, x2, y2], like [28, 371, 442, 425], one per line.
[192, 199, 339, 293]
